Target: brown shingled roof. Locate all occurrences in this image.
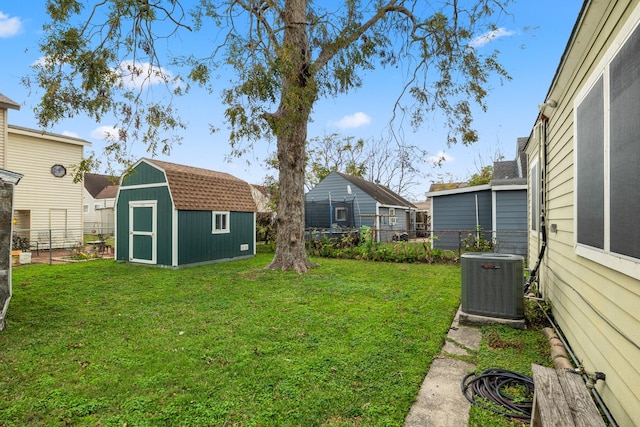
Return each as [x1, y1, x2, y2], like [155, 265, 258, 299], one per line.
[143, 158, 257, 212]
[428, 182, 469, 192]
[85, 173, 118, 198]
[96, 185, 119, 200]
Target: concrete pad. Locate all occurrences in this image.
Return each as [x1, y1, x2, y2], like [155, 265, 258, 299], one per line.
[442, 339, 470, 356]
[446, 325, 482, 352]
[442, 307, 482, 358]
[404, 357, 475, 427]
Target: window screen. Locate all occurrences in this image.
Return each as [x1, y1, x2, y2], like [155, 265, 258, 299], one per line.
[610, 24, 640, 259]
[335, 207, 347, 221]
[531, 163, 538, 231]
[576, 76, 605, 249]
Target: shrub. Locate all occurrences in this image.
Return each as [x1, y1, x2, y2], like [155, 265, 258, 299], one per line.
[11, 234, 30, 252]
[307, 238, 457, 264]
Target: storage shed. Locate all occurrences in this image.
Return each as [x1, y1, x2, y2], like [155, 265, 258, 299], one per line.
[115, 158, 257, 267]
[427, 138, 528, 255]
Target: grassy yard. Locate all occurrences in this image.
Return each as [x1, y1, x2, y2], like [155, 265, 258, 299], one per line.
[2, 254, 462, 426]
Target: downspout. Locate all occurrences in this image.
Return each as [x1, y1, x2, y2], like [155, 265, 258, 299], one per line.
[475, 194, 480, 242]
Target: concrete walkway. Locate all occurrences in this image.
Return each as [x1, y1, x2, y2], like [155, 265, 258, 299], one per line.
[404, 308, 482, 426]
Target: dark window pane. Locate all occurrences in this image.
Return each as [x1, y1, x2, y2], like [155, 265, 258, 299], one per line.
[576, 76, 605, 249]
[610, 25, 640, 259]
[531, 164, 537, 231]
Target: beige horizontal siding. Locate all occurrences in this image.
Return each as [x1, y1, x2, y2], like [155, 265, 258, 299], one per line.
[6, 130, 85, 235]
[529, 1, 640, 425]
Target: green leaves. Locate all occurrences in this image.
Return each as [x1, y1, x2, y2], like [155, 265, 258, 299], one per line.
[33, 0, 514, 169]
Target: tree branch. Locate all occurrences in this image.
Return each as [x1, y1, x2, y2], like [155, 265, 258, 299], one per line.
[313, 1, 416, 72]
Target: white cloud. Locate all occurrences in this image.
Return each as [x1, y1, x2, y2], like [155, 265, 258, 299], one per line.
[30, 58, 176, 92]
[62, 130, 80, 138]
[469, 27, 515, 48]
[334, 112, 372, 129]
[91, 126, 120, 140]
[117, 60, 174, 89]
[0, 11, 24, 38]
[31, 56, 52, 67]
[428, 151, 453, 166]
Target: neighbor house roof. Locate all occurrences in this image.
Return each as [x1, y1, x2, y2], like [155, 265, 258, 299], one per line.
[493, 136, 529, 180]
[334, 172, 418, 209]
[493, 160, 519, 180]
[143, 158, 257, 212]
[428, 182, 469, 192]
[0, 93, 20, 111]
[0, 168, 23, 185]
[96, 185, 119, 199]
[8, 124, 91, 147]
[85, 173, 119, 198]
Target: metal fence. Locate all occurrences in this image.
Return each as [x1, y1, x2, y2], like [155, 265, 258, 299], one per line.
[427, 229, 529, 257]
[305, 227, 529, 257]
[12, 227, 115, 265]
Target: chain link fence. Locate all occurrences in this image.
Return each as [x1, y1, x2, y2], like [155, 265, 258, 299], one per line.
[305, 227, 528, 257]
[426, 229, 528, 257]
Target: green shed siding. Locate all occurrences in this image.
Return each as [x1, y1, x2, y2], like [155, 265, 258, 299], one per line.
[177, 211, 254, 265]
[116, 186, 173, 265]
[121, 162, 167, 186]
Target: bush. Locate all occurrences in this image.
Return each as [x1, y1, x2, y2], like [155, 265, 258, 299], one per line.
[462, 227, 495, 252]
[12, 234, 29, 252]
[308, 238, 457, 264]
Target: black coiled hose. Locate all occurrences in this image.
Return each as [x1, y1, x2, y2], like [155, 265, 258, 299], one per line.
[461, 368, 535, 422]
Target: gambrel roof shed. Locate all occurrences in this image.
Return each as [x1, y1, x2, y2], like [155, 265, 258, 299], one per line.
[115, 158, 256, 268]
[143, 158, 256, 212]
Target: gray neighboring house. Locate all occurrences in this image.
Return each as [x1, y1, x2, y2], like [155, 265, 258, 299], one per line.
[305, 171, 418, 242]
[427, 138, 528, 255]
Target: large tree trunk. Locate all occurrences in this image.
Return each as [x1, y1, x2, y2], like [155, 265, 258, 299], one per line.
[266, 0, 316, 272]
[267, 119, 315, 272]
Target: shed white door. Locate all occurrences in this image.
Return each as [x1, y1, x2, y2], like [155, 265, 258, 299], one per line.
[129, 201, 157, 264]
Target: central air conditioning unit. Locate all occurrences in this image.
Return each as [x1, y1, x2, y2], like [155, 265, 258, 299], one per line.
[461, 253, 524, 320]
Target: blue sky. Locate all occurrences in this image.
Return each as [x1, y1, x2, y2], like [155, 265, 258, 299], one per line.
[0, 1, 584, 200]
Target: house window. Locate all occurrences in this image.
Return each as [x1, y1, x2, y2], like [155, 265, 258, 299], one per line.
[334, 207, 347, 222]
[530, 162, 538, 232]
[212, 211, 230, 234]
[83, 205, 89, 213]
[94, 204, 101, 211]
[574, 11, 640, 278]
[389, 208, 396, 216]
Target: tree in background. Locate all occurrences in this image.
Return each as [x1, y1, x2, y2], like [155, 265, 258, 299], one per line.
[466, 145, 503, 185]
[305, 134, 367, 192]
[468, 164, 494, 186]
[365, 136, 427, 199]
[31, 0, 512, 272]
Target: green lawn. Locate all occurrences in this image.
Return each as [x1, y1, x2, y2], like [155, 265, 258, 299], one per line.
[2, 255, 462, 426]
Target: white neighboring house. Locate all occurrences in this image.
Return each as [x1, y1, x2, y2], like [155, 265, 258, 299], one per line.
[83, 173, 118, 236]
[1, 93, 91, 249]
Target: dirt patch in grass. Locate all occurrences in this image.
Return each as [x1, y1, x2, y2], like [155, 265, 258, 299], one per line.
[485, 330, 524, 350]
